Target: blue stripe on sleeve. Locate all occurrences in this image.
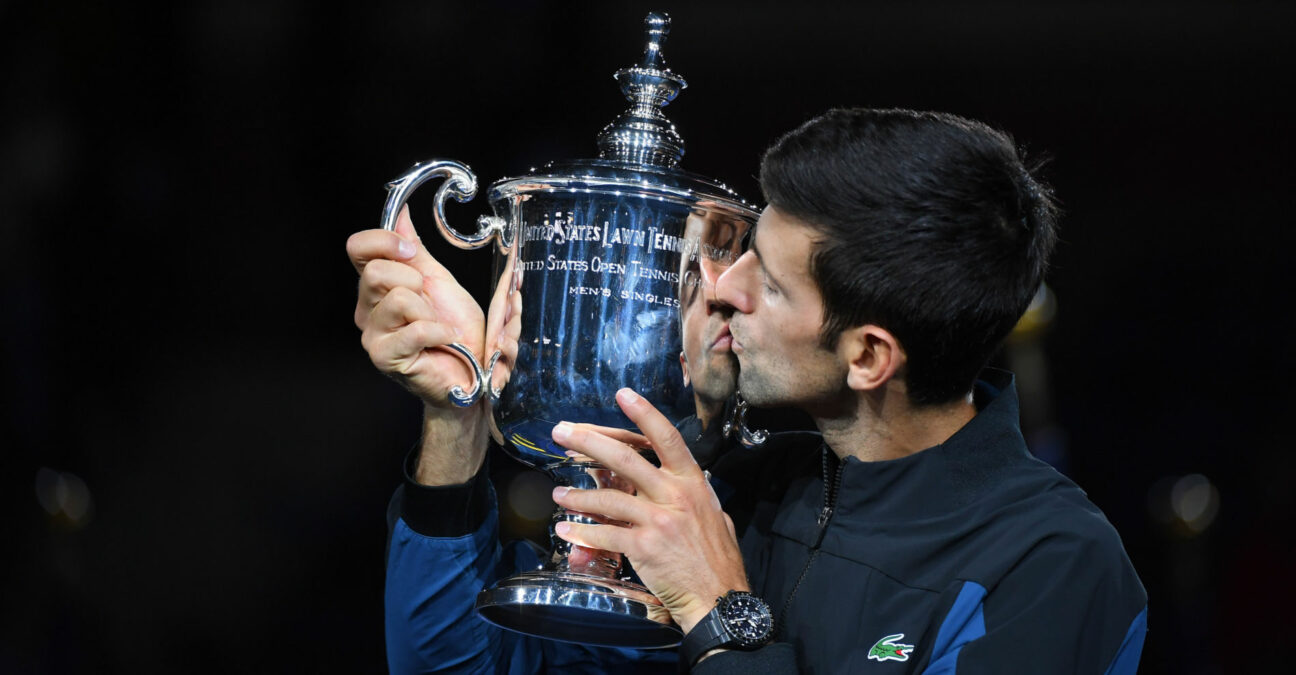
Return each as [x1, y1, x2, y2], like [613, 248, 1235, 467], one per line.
[924, 581, 988, 674]
[1103, 606, 1148, 675]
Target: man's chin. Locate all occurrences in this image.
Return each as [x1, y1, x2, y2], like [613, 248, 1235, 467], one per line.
[696, 383, 738, 406]
[736, 373, 774, 408]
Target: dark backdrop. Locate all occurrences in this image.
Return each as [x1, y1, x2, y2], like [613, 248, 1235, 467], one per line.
[4, 1, 1293, 672]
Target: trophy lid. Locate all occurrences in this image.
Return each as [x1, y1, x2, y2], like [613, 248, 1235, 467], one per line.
[489, 12, 758, 218]
[596, 12, 687, 169]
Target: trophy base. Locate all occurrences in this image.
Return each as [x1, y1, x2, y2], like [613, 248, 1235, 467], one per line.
[475, 570, 683, 648]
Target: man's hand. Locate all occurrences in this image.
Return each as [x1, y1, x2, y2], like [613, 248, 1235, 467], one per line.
[347, 205, 486, 407]
[346, 205, 489, 484]
[549, 388, 749, 634]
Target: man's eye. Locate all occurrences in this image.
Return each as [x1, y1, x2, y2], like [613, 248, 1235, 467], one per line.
[711, 223, 739, 252]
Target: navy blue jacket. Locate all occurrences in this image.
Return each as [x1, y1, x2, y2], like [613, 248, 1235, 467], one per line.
[385, 371, 1147, 673]
[696, 370, 1147, 673]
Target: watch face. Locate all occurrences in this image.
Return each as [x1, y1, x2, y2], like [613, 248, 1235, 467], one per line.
[720, 593, 773, 647]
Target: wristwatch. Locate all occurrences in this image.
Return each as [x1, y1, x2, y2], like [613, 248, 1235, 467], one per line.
[678, 590, 774, 669]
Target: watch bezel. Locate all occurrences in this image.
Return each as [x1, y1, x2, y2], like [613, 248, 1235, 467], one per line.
[717, 591, 773, 648]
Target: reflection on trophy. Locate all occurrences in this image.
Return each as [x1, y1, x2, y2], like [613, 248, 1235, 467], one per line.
[378, 12, 757, 648]
[677, 211, 742, 430]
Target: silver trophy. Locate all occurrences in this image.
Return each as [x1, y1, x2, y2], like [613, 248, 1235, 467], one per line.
[379, 12, 758, 648]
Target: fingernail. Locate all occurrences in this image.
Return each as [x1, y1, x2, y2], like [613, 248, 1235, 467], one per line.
[555, 521, 571, 537]
[552, 486, 569, 499]
[552, 422, 573, 441]
[397, 239, 416, 259]
[617, 388, 640, 405]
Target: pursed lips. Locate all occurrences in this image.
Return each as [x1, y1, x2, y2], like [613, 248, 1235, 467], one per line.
[721, 321, 748, 355]
[711, 323, 734, 351]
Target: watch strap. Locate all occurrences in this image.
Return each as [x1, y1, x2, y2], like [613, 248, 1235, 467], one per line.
[679, 607, 728, 669]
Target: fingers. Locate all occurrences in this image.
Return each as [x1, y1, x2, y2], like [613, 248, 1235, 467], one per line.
[361, 286, 461, 367]
[390, 205, 462, 286]
[368, 286, 439, 333]
[491, 284, 523, 372]
[554, 520, 633, 557]
[551, 423, 664, 498]
[483, 257, 516, 384]
[365, 320, 462, 374]
[346, 228, 417, 275]
[571, 424, 652, 450]
[614, 388, 700, 477]
[553, 485, 648, 525]
[355, 259, 425, 329]
[349, 205, 463, 287]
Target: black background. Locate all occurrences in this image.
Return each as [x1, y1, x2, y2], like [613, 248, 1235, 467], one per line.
[3, 1, 1293, 672]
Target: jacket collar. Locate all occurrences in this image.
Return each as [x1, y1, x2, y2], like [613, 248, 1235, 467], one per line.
[827, 368, 1033, 522]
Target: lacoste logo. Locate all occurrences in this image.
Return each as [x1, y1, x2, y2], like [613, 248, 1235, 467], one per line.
[867, 633, 914, 662]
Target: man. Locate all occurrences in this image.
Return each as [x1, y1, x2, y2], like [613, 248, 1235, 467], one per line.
[351, 107, 1147, 672]
[548, 108, 1147, 672]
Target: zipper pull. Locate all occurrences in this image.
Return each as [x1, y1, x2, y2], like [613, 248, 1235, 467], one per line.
[817, 505, 833, 527]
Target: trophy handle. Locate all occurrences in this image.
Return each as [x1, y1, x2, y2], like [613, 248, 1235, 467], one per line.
[723, 393, 769, 448]
[381, 159, 511, 250]
[380, 158, 507, 408]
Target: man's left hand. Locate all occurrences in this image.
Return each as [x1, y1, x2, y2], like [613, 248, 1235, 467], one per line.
[550, 388, 749, 634]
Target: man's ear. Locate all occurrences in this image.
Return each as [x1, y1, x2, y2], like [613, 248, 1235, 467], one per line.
[840, 325, 905, 392]
[679, 351, 691, 387]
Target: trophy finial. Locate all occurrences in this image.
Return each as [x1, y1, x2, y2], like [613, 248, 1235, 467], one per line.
[596, 11, 687, 169]
[641, 12, 670, 70]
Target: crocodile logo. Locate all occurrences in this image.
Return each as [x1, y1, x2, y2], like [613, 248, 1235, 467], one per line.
[867, 633, 914, 662]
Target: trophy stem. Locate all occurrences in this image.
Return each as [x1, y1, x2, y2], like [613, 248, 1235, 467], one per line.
[545, 460, 640, 584]
[474, 460, 683, 647]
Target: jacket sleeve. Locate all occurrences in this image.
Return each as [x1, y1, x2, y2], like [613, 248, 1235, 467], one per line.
[922, 521, 1148, 675]
[383, 450, 679, 674]
[690, 643, 799, 674]
[384, 447, 548, 674]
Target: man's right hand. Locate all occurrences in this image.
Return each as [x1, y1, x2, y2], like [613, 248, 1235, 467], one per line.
[347, 205, 489, 485]
[348, 204, 485, 408]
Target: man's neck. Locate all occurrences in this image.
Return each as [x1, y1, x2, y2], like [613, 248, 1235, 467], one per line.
[815, 388, 977, 463]
[693, 395, 725, 432]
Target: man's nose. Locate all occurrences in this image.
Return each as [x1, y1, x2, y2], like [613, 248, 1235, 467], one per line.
[715, 251, 755, 314]
[703, 297, 733, 317]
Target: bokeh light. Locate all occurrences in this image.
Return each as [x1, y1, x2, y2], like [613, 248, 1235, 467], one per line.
[506, 470, 557, 522]
[1148, 473, 1220, 537]
[34, 467, 94, 529]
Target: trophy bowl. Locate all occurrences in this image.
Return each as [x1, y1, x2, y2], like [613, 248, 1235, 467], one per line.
[378, 12, 758, 648]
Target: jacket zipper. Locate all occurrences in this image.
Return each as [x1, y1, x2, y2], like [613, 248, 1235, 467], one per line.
[815, 449, 844, 535]
[777, 447, 845, 637]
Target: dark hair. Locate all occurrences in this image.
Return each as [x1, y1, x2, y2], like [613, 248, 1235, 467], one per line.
[759, 108, 1058, 406]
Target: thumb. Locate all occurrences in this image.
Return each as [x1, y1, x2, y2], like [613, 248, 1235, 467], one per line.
[392, 204, 458, 284]
[391, 203, 420, 242]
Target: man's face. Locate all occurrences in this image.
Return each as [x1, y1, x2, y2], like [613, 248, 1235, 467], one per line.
[715, 206, 846, 409]
[680, 274, 737, 407]
[678, 213, 742, 407]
